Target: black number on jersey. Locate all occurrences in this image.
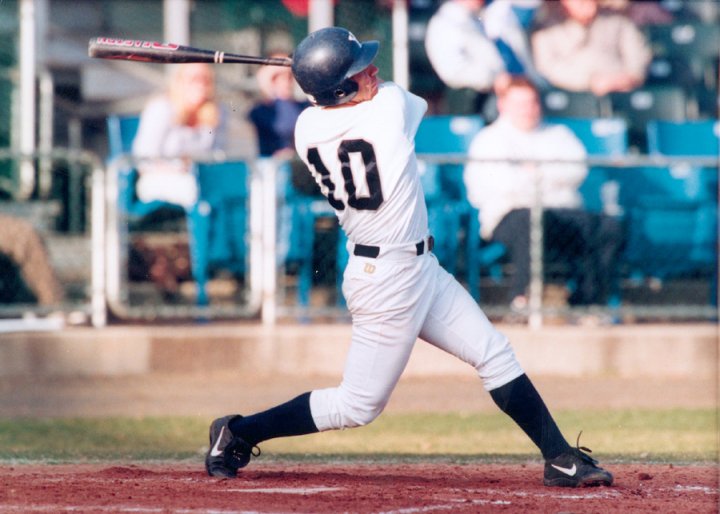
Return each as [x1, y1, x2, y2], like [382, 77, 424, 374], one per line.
[306, 139, 384, 211]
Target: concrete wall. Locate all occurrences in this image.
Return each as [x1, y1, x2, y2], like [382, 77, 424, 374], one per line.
[0, 323, 716, 379]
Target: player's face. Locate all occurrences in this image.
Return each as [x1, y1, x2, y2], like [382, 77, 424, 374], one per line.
[349, 64, 379, 104]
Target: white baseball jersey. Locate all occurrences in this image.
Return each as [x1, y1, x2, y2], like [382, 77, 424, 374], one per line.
[295, 81, 523, 433]
[295, 82, 428, 246]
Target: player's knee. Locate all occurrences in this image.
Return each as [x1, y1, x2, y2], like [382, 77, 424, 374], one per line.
[340, 401, 383, 428]
[477, 334, 525, 391]
[311, 387, 388, 430]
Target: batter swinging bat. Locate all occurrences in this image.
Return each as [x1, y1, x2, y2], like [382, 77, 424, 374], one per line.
[88, 37, 293, 66]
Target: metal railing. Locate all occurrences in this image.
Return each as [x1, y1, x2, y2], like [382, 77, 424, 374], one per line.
[1, 150, 717, 329]
[419, 153, 719, 325]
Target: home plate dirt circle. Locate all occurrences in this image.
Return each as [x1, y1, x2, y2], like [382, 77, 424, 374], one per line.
[0, 461, 717, 513]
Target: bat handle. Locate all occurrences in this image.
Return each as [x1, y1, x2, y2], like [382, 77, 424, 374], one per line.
[264, 56, 293, 67]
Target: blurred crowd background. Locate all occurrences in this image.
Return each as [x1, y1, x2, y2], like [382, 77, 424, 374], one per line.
[0, 0, 717, 328]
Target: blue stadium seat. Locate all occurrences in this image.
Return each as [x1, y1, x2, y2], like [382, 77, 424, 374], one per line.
[544, 117, 629, 306]
[275, 160, 348, 310]
[609, 85, 687, 152]
[613, 119, 718, 290]
[646, 23, 720, 62]
[619, 173, 717, 284]
[540, 89, 608, 119]
[106, 114, 248, 306]
[544, 117, 628, 213]
[415, 115, 485, 154]
[646, 119, 720, 158]
[415, 114, 509, 300]
[634, 120, 718, 286]
[647, 22, 720, 91]
[545, 117, 628, 157]
[415, 115, 486, 272]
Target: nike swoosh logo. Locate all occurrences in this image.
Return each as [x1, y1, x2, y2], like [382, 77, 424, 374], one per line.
[210, 426, 226, 457]
[551, 463, 577, 476]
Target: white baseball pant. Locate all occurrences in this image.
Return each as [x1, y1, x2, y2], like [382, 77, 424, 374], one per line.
[310, 245, 524, 431]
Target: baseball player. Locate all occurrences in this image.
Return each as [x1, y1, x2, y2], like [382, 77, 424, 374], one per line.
[205, 27, 613, 488]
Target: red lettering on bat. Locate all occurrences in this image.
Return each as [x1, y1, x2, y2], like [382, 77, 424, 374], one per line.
[96, 38, 179, 51]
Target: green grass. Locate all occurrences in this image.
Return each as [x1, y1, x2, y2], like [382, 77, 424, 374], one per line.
[0, 409, 716, 464]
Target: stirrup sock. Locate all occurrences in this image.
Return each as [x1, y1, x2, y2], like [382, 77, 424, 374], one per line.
[489, 373, 571, 459]
[229, 392, 318, 446]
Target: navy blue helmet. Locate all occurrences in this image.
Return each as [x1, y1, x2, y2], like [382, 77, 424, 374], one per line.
[292, 27, 379, 107]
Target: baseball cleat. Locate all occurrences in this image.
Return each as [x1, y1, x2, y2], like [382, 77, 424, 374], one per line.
[543, 433, 613, 487]
[205, 415, 260, 478]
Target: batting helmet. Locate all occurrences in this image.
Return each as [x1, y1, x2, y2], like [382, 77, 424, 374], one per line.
[292, 27, 379, 107]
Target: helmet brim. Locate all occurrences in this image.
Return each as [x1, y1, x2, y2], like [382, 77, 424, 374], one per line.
[346, 40, 379, 78]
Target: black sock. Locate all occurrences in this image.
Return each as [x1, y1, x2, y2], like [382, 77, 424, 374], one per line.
[489, 374, 571, 460]
[228, 392, 319, 446]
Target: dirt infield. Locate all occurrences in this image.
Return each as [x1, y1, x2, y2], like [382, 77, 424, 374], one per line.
[1, 461, 717, 513]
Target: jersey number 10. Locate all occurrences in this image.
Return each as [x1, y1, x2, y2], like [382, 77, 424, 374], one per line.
[306, 139, 384, 212]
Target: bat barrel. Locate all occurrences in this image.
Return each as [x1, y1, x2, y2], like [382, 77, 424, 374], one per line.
[88, 38, 293, 66]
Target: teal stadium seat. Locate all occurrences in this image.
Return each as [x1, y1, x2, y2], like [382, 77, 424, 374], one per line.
[647, 119, 720, 158]
[545, 117, 628, 213]
[273, 160, 350, 310]
[415, 114, 507, 300]
[645, 22, 719, 118]
[106, 114, 248, 306]
[609, 85, 687, 152]
[646, 22, 720, 63]
[617, 120, 718, 296]
[540, 89, 607, 119]
[543, 117, 629, 306]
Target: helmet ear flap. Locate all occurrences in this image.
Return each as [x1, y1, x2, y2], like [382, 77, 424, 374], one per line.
[333, 78, 359, 103]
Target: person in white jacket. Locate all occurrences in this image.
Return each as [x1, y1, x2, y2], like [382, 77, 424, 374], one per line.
[483, 0, 545, 87]
[424, 0, 505, 92]
[424, 0, 507, 114]
[464, 75, 624, 309]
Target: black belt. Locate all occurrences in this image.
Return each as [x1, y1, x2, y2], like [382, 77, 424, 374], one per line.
[353, 236, 434, 258]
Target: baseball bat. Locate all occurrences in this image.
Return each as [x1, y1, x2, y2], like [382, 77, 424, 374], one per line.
[88, 37, 293, 66]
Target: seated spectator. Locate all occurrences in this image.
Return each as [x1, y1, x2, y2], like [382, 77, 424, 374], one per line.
[132, 62, 228, 208]
[248, 53, 310, 159]
[425, 0, 508, 111]
[531, 0, 652, 96]
[0, 214, 64, 307]
[463, 76, 624, 309]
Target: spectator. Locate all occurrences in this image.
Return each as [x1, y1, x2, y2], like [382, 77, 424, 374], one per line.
[248, 53, 310, 159]
[424, 0, 507, 110]
[531, 0, 652, 96]
[132, 62, 228, 208]
[463, 76, 624, 310]
[483, 0, 546, 87]
[0, 214, 64, 307]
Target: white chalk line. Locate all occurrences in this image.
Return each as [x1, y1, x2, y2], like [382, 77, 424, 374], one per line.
[225, 486, 343, 494]
[674, 485, 718, 495]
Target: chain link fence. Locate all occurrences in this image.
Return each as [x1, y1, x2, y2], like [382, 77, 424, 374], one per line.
[0, 0, 716, 327]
